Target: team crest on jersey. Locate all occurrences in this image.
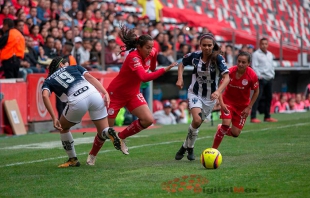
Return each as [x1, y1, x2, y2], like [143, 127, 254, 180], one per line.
[192, 97, 198, 104]
[242, 79, 248, 85]
[108, 108, 115, 115]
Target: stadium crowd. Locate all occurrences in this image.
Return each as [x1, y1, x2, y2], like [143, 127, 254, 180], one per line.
[0, 0, 309, 126]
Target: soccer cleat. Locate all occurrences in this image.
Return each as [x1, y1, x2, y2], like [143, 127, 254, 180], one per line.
[250, 118, 261, 123]
[175, 145, 187, 160]
[58, 157, 80, 168]
[187, 148, 195, 161]
[86, 154, 96, 166]
[264, 118, 278, 122]
[120, 139, 129, 155]
[107, 128, 121, 150]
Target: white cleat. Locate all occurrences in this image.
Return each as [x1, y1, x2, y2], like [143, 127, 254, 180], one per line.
[86, 154, 96, 166]
[120, 139, 129, 155]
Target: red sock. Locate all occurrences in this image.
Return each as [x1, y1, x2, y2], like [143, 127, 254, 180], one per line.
[226, 128, 232, 136]
[212, 125, 230, 149]
[89, 134, 105, 156]
[118, 119, 144, 139]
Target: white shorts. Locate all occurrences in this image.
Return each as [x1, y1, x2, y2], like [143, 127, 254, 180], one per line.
[188, 92, 216, 120]
[63, 92, 107, 123]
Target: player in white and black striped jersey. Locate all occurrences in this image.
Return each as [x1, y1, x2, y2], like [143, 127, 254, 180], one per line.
[175, 33, 230, 161]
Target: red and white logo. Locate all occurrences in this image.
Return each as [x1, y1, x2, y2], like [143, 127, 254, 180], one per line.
[108, 108, 115, 115]
[242, 79, 248, 86]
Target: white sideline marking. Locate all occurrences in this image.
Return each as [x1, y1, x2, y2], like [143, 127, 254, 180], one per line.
[0, 123, 308, 168]
[0, 135, 149, 150]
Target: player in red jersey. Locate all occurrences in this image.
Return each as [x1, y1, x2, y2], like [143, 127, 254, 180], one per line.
[212, 52, 259, 149]
[87, 25, 177, 159]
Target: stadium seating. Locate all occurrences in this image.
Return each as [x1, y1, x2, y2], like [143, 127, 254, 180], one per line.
[159, 0, 310, 61]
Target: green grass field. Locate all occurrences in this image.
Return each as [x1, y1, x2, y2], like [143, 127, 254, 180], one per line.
[0, 112, 310, 198]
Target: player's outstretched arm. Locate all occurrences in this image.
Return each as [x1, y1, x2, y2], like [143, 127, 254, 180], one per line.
[135, 62, 178, 82]
[42, 89, 62, 131]
[176, 62, 185, 89]
[211, 73, 229, 100]
[84, 72, 110, 106]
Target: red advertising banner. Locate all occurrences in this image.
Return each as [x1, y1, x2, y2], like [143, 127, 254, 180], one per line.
[27, 74, 57, 122]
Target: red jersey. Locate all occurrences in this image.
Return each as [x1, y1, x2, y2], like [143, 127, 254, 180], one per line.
[107, 48, 165, 97]
[223, 66, 259, 108]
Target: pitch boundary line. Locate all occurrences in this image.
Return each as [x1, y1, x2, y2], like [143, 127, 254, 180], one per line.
[0, 122, 308, 168]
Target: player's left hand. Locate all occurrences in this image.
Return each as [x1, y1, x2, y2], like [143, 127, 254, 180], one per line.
[53, 119, 63, 131]
[211, 90, 220, 101]
[241, 107, 251, 118]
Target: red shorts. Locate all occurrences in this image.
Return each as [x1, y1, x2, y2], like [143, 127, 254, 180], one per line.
[220, 104, 247, 130]
[107, 93, 147, 119]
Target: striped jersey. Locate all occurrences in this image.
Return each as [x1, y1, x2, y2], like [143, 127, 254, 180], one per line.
[42, 65, 97, 104]
[182, 51, 229, 99]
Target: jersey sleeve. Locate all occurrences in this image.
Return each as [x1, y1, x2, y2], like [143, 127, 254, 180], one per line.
[41, 80, 52, 94]
[250, 69, 259, 90]
[135, 66, 165, 82]
[216, 54, 229, 75]
[182, 53, 194, 66]
[77, 65, 88, 75]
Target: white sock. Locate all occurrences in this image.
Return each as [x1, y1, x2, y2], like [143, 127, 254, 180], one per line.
[60, 132, 76, 158]
[182, 125, 191, 148]
[102, 127, 110, 139]
[187, 124, 199, 148]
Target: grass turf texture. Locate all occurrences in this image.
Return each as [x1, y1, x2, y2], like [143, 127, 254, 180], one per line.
[0, 112, 309, 197]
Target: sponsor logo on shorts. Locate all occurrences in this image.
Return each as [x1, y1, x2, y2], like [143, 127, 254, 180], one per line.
[108, 108, 115, 115]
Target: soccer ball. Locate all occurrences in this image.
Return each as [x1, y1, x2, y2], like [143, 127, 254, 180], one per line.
[200, 148, 222, 169]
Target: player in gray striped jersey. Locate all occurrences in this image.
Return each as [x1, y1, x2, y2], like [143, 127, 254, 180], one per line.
[175, 33, 230, 161]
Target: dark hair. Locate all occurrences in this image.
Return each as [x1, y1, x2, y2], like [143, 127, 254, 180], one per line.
[237, 51, 252, 63]
[48, 56, 67, 77]
[119, 24, 153, 53]
[3, 18, 14, 29]
[260, 37, 268, 43]
[199, 33, 223, 65]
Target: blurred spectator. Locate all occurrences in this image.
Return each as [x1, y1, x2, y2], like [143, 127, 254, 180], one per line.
[125, 14, 135, 29]
[294, 93, 305, 110]
[288, 97, 296, 111]
[27, 6, 40, 26]
[24, 36, 45, 73]
[176, 43, 190, 60]
[0, 5, 16, 26]
[104, 35, 122, 71]
[36, 0, 50, 23]
[304, 94, 310, 110]
[273, 94, 289, 113]
[247, 44, 254, 54]
[177, 100, 190, 124]
[62, 41, 77, 65]
[55, 39, 62, 56]
[90, 41, 102, 70]
[29, 24, 44, 51]
[153, 101, 177, 125]
[43, 35, 56, 58]
[0, 18, 25, 78]
[251, 38, 277, 123]
[37, 45, 52, 66]
[138, 0, 163, 25]
[157, 45, 174, 66]
[224, 44, 234, 68]
[68, 0, 79, 19]
[73, 36, 90, 69]
[305, 83, 310, 98]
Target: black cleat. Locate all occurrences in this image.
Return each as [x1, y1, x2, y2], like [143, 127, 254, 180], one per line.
[187, 147, 195, 161]
[175, 145, 187, 160]
[107, 128, 121, 150]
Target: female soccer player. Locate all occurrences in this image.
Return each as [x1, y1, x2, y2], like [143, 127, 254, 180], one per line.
[89, 25, 177, 155]
[212, 52, 259, 149]
[175, 33, 230, 161]
[42, 57, 121, 167]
